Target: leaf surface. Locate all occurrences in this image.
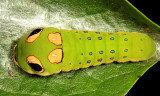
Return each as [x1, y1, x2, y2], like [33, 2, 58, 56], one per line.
[0, 0, 159, 96]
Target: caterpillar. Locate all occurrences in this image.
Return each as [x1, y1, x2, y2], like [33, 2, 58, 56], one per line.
[13, 27, 156, 76]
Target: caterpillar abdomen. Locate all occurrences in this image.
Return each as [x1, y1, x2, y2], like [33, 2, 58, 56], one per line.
[14, 27, 156, 76]
[61, 30, 156, 71]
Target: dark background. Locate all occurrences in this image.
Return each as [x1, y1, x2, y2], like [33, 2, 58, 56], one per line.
[127, 0, 160, 96]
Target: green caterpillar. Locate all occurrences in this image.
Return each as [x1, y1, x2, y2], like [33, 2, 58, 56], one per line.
[13, 27, 156, 76]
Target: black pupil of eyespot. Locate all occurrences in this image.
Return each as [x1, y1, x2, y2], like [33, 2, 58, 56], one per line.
[29, 28, 42, 37]
[14, 46, 17, 62]
[29, 63, 42, 72]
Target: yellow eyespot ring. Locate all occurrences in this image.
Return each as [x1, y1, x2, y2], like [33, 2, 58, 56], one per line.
[13, 44, 20, 67]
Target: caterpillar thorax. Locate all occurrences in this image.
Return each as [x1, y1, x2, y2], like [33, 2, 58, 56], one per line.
[14, 27, 156, 76]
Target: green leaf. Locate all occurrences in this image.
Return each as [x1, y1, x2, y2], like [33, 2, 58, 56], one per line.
[0, 0, 159, 96]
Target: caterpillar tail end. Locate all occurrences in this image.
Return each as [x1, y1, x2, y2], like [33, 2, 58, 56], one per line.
[145, 34, 157, 60]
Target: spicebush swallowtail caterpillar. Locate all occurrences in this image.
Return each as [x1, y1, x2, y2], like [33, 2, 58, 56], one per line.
[13, 27, 156, 76]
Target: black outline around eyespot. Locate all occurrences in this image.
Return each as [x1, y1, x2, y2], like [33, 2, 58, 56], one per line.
[26, 55, 44, 73]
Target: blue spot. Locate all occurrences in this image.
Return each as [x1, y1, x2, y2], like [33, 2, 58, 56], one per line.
[123, 56, 127, 58]
[98, 58, 102, 62]
[89, 52, 93, 55]
[99, 51, 103, 54]
[110, 57, 114, 60]
[110, 37, 114, 40]
[141, 49, 143, 51]
[87, 60, 91, 63]
[87, 37, 91, 40]
[110, 50, 115, 53]
[98, 37, 102, 40]
[124, 49, 128, 52]
[96, 32, 100, 34]
[124, 38, 128, 41]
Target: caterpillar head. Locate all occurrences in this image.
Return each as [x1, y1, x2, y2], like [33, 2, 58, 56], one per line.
[14, 27, 63, 76]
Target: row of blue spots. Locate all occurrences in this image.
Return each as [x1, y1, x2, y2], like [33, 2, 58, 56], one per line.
[87, 37, 102, 40]
[84, 32, 129, 41]
[87, 59, 103, 63]
[86, 56, 128, 63]
[109, 55, 127, 60]
[88, 51, 103, 55]
[109, 36, 128, 41]
[88, 49, 129, 55]
[87, 37, 128, 41]
[86, 48, 130, 63]
[88, 50, 115, 55]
